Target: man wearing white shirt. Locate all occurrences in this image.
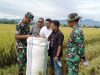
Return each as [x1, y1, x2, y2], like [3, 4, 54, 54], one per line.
[39, 18, 52, 75]
[39, 18, 52, 39]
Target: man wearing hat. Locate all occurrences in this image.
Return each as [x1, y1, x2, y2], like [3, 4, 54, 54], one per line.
[15, 12, 34, 75]
[66, 13, 86, 75]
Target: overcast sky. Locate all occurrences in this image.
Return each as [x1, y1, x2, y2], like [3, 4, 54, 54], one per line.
[0, 0, 100, 21]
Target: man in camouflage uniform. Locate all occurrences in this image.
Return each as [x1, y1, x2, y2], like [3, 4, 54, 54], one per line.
[15, 12, 34, 75]
[66, 13, 86, 75]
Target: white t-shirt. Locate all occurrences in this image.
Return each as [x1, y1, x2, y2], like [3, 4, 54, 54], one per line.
[39, 26, 52, 39]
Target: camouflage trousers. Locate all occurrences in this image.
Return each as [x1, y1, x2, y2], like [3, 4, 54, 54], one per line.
[67, 55, 80, 75]
[17, 46, 27, 73]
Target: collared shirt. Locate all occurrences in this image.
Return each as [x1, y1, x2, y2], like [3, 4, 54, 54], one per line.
[39, 26, 52, 39]
[30, 26, 42, 37]
[48, 29, 64, 57]
[67, 24, 85, 58]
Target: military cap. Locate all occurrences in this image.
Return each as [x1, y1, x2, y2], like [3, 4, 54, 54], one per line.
[67, 13, 81, 22]
[25, 12, 34, 20]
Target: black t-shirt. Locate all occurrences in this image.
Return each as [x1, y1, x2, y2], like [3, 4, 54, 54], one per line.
[48, 29, 64, 57]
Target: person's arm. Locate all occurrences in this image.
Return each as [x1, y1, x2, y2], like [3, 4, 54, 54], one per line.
[15, 22, 32, 40]
[56, 45, 62, 57]
[15, 35, 32, 40]
[56, 34, 64, 57]
[74, 29, 85, 60]
[54, 33, 64, 61]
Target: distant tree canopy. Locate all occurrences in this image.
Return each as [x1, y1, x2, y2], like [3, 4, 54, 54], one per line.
[94, 25, 100, 28]
[0, 20, 17, 24]
[61, 24, 68, 27]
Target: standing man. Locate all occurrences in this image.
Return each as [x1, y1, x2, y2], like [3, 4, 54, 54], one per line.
[48, 20, 64, 75]
[39, 18, 52, 39]
[15, 12, 34, 75]
[66, 13, 85, 75]
[39, 18, 52, 75]
[30, 17, 44, 36]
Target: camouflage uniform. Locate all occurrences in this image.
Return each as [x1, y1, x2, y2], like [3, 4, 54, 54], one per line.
[16, 12, 34, 74]
[66, 13, 85, 75]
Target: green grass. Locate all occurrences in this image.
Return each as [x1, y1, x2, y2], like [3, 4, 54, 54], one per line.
[0, 24, 100, 75]
[0, 65, 18, 75]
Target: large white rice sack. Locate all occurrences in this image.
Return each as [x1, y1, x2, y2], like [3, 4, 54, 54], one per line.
[26, 37, 48, 75]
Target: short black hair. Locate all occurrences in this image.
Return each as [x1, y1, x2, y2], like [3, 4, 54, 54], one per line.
[51, 20, 60, 27]
[45, 18, 52, 23]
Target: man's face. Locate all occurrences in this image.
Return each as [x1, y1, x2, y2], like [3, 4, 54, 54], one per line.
[68, 21, 75, 27]
[38, 19, 44, 27]
[24, 16, 31, 23]
[45, 21, 51, 28]
[50, 23, 57, 31]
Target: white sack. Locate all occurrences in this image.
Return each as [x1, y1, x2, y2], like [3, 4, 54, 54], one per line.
[26, 37, 48, 75]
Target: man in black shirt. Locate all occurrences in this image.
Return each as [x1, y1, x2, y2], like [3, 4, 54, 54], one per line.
[48, 20, 64, 75]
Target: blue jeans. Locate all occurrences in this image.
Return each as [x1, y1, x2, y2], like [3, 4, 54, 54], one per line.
[50, 56, 62, 75]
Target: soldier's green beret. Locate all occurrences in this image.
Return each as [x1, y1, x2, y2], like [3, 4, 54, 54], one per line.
[67, 13, 81, 22]
[25, 12, 34, 20]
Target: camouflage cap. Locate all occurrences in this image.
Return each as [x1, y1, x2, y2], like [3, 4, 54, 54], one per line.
[67, 13, 81, 22]
[25, 12, 34, 20]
